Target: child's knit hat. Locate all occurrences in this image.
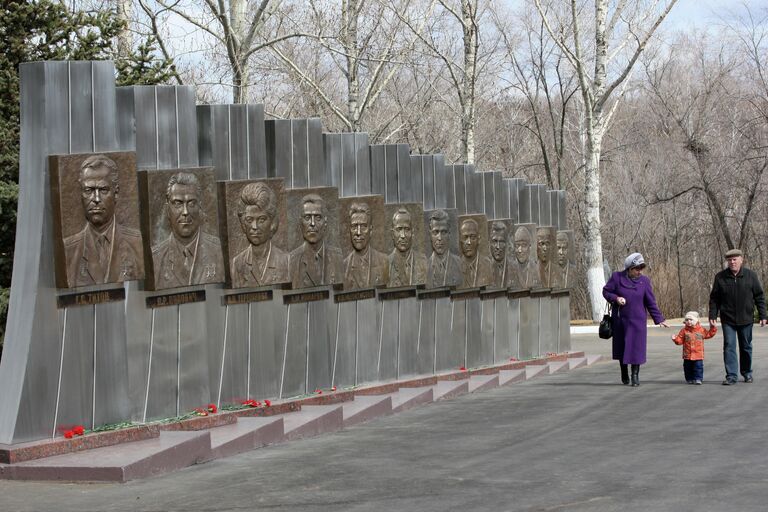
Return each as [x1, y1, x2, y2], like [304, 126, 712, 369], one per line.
[684, 311, 699, 322]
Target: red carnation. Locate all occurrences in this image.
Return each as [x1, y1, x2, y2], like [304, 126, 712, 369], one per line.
[331, 386, 337, 392]
[64, 430, 74, 439]
[460, 366, 467, 371]
[73, 425, 85, 436]
[264, 399, 271, 407]
[194, 407, 208, 416]
[207, 403, 218, 414]
[314, 389, 322, 394]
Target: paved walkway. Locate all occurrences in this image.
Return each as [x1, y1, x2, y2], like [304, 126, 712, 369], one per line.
[2, 325, 768, 512]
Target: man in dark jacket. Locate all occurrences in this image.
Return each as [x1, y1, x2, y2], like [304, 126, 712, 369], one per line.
[709, 249, 767, 385]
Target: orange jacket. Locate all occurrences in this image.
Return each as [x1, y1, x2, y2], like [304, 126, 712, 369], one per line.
[672, 323, 717, 360]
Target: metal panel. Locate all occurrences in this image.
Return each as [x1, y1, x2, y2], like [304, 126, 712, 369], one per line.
[452, 165, 467, 214]
[94, 299, 130, 426]
[370, 145, 386, 198]
[291, 119, 309, 188]
[250, 295, 286, 400]
[493, 297, 512, 364]
[434, 160, 449, 210]
[397, 297, 420, 378]
[177, 299, 211, 413]
[341, 133, 357, 197]
[377, 300, 398, 381]
[324, 133, 341, 190]
[508, 297, 521, 360]
[247, 104, 267, 179]
[538, 185, 552, 227]
[410, 156, 425, 205]
[355, 133, 371, 194]
[216, 304, 249, 406]
[265, 119, 292, 184]
[433, 297, 458, 372]
[483, 172, 495, 218]
[384, 145, 400, 203]
[57, 306, 94, 429]
[156, 87, 180, 169]
[422, 156, 436, 210]
[176, 87, 199, 167]
[356, 298, 381, 385]
[281, 303, 308, 398]
[548, 190, 560, 230]
[492, 172, 504, 219]
[558, 294, 571, 352]
[466, 299, 488, 368]
[416, 298, 436, 375]
[467, 167, 484, 215]
[144, 305, 178, 419]
[307, 299, 334, 391]
[332, 301, 357, 388]
[557, 191, 567, 229]
[307, 118, 325, 187]
[519, 297, 539, 359]
[229, 105, 249, 180]
[539, 295, 557, 354]
[133, 88, 159, 169]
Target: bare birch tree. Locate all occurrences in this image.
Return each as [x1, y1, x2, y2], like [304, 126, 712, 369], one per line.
[534, 0, 679, 320]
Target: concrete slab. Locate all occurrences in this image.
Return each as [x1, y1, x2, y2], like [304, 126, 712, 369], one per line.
[281, 405, 344, 441]
[468, 374, 499, 393]
[432, 380, 469, 400]
[0, 431, 211, 483]
[206, 417, 284, 460]
[524, 364, 548, 380]
[498, 369, 526, 385]
[342, 395, 393, 428]
[389, 386, 434, 413]
[567, 357, 587, 370]
[546, 360, 569, 375]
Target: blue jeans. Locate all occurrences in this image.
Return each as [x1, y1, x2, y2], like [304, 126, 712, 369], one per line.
[683, 360, 703, 382]
[722, 323, 753, 381]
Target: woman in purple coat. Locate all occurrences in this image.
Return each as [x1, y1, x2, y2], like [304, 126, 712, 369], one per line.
[602, 252, 669, 386]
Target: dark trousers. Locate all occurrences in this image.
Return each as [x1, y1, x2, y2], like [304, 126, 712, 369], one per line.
[683, 359, 704, 381]
[722, 323, 753, 380]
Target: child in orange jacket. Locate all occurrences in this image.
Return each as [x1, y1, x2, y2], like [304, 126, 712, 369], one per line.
[672, 311, 717, 385]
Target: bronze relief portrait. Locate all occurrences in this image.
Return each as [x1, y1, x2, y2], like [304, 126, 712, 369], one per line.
[457, 214, 492, 289]
[138, 168, 224, 291]
[509, 223, 540, 290]
[339, 195, 388, 290]
[50, 151, 144, 289]
[536, 226, 557, 288]
[286, 187, 343, 289]
[551, 230, 576, 290]
[424, 208, 462, 289]
[385, 203, 427, 287]
[488, 219, 514, 289]
[219, 179, 290, 289]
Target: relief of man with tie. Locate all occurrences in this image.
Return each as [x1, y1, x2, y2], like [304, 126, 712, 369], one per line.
[230, 182, 289, 288]
[387, 208, 427, 287]
[152, 171, 224, 289]
[64, 154, 144, 287]
[343, 202, 388, 289]
[289, 193, 343, 289]
[426, 209, 462, 288]
[489, 220, 513, 289]
[459, 218, 492, 288]
[509, 225, 540, 289]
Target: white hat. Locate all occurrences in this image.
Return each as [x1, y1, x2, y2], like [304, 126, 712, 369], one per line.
[624, 252, 646, 270]
[684, 311, 699, 322]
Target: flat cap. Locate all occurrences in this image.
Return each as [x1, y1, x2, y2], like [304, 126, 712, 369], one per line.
[724, 249, 743, 258]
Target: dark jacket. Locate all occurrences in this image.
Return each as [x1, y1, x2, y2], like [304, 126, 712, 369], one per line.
[708, 267, 767, 325]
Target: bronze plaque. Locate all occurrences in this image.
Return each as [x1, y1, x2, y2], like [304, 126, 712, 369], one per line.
[552, 230, 576, 290]
[218, 179, 290, 289]
[286, 187, 343, 290]
[384, 203, 427, 287]
[536, 226, 557, 288]
[457, 214, 491, 289]
[146, 290, 207, 308]
[417, 287, 452, 300]
[49, 152, 145, 289]
[424, 209, 462, 289]
[379, 287, 418, 301]
[487, 219, 514, 290]
[56, 287, 126, 308]
[138, 168, 225, 291]
[223, 290, 274, 305]
[283, 288, 330, 305]
[509, 223, 540, 290]
[450, 289, 481, 301]
[334, 289, 377, 303]
[338, 195, 388, 290]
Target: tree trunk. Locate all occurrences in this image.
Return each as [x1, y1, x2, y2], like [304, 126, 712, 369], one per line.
[460, 0, 477, 163]
[116, 0, 133, 59]
[583, 131, 606, 321]
[231, 0, 248, 103]
[343, 0, 361, 132]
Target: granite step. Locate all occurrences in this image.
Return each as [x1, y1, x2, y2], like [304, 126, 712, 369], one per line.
[567, 357, 587, 370]
[282, 405, 344, 441]
[342, 395, 393, 428]
[525, 364, 548, 380]
[0, 431, 211, 483]
[546, 360, 569, 375]
[468, 374, 499, 393]
[386, 386, 434, 413]
[206, 416, 284, 460]
[498, 369, 526, 385]
[432, 379, 469, 400]
[586, 354, 604, 366]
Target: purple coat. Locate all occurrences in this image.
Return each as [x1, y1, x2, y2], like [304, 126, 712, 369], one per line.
[602, 271, 665, 364]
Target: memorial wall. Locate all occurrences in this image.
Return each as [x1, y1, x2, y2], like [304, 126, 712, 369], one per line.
[0, 61, 574, 445]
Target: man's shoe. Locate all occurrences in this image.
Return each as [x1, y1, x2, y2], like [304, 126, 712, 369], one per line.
[695, 380, 702, 385]
[722, 379, 736, 386]
[745, 376, 754, 383]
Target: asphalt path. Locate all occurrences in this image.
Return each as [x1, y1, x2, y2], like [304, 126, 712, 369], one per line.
[2, 325, 768, 512]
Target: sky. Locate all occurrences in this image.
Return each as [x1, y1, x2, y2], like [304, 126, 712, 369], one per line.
[651, 0, 765, 31]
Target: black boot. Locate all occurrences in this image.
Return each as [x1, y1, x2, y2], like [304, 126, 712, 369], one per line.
[620, 364, 629, 385]
[630, 364, 640, 387]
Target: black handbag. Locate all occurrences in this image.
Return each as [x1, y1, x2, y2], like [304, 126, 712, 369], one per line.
[598, 303, 613, 339]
